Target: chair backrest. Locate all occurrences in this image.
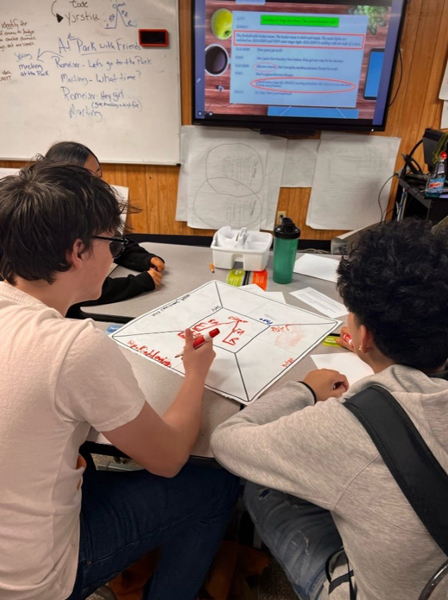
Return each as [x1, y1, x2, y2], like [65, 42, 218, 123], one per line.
[418, 560, 448, 600]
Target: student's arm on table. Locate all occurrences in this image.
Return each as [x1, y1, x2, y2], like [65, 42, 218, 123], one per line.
[85, 272, 157, 306]
[104, 329, 214, 477]
[117, 239, 165, 273]
[67, 273, 159, 317]
[59, 327, 214, 479]
[211, 370, 357, 509]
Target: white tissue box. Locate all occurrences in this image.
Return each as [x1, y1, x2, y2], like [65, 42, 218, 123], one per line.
[211, 227, 272, 271]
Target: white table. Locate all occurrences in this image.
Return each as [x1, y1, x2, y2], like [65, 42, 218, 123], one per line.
[81, 242, 342, 321]
[82, 243, 346, 459]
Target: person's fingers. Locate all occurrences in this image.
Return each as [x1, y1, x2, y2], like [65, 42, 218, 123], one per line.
[336, 337, 351, 350]
[149, 269, 162, 286]
[340, 375, 349, 391]
[332, 375, 349, 396]
[151, 258, 165, 272]
[332, 385, 345, 398]
[337, 328, 354, 351]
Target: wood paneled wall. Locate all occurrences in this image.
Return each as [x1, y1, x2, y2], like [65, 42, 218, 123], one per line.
[1, 0, 447, 239]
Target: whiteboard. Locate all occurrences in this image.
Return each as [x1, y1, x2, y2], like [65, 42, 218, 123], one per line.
[0, 0, 181, 164]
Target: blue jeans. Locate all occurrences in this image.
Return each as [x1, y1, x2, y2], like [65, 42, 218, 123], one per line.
[244, 482, 342, 600]
[66, 463, 239, 600]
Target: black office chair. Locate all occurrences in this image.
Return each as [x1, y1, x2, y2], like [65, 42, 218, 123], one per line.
[418, 560, 448, 600]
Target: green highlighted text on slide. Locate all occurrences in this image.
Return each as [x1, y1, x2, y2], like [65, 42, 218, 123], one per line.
[260, 16, 339, 27]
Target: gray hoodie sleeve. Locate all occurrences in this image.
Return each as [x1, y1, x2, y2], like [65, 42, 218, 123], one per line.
[211, 381, 378, 510]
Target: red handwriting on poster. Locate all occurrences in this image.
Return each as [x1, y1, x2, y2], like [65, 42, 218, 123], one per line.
[282, 358, 294, 368]
[271, 325, 291, 333]
[127, 340, 171, 367]
[178, 316, 249, 346]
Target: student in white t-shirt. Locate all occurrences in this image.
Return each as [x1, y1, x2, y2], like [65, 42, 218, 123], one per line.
[0, 161, 239, 600]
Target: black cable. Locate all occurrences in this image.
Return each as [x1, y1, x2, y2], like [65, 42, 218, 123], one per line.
[388, 49, 403, 107]
[378, 173, 398, 221]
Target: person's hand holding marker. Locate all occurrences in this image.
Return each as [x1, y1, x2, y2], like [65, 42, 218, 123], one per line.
[303, 369, 349, 402]
[180, 328, 217, 381]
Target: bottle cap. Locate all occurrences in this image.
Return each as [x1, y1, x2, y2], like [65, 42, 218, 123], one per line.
[274, 217, 301, 240]
[441, 151, 447, 160]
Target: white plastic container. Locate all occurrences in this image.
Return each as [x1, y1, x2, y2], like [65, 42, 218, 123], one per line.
[211, 227, 272, 271]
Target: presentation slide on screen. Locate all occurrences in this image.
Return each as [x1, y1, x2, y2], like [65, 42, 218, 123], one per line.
[230, 12, 367, 107]
[196, 1, 394, 121]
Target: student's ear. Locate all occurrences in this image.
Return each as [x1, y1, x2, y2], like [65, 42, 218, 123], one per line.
[66, 239, 86, 270]
[359, 324, 375, 353]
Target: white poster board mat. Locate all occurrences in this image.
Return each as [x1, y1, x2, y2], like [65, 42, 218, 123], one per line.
[112, 281, 339, 404]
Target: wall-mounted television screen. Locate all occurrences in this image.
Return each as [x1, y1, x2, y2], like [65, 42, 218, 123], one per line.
[192, 0, 407, 133]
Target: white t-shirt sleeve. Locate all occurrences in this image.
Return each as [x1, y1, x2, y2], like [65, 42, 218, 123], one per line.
[55, 324, 146, 432]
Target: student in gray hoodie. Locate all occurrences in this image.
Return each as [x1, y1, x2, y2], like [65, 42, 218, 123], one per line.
[211, 219, 448, 600]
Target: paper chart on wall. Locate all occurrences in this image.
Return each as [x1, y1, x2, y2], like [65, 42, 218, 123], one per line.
[439, 59, 448, 101]
[175, 127, 193, 222]
[263, 137, 288, 229]
[281, 139, 320, 188]
[176, 127, 286, 231]
[306, 132, 401, 230]
[111, 281, 339, 404]
[441, 102, 448, 130]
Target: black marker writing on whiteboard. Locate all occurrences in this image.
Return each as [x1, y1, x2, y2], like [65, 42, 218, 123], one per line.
[175, 328, 220, 358]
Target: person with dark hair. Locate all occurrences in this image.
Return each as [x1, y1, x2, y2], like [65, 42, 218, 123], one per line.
[211, 219, 448, 600]
[44, 141, 166, 318]
[0, 161, 239, 600]
[44, 140, 103, 174]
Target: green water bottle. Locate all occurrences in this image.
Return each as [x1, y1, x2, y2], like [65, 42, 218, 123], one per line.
[273, 217, 301, 284]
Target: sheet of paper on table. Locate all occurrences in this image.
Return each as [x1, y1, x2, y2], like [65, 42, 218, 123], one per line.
[294, 254, 340, 283]
[290, 287, 347, 318]
[242, 284, 286, 303]
[312, 353, 374, 387]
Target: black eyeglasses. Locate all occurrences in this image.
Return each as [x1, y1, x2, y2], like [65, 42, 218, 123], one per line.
[92, 235, 129, 259]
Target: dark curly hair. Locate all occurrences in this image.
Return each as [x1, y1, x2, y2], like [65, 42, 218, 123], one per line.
[0, 161, 125, 285]
[337, 219, 448, 370]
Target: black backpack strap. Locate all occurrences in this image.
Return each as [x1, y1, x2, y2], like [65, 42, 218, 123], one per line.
[326, 548, 357, 599]
[344, 384, 448, 556]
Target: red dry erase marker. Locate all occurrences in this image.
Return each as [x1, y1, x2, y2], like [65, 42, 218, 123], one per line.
[341, 331, 354, 348]
[193, 328, 220, 349]
[175, 328, 220, 358]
